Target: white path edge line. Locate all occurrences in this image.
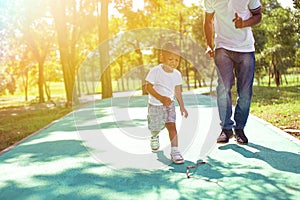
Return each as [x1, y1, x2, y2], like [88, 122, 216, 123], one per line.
[250, 114, 300, 146]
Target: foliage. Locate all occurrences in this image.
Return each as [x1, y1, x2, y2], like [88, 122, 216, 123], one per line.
[293, 0, 300, 9]
[0, 72, 16, 95]
[254, 0, 299, 86]
[0, 0, 299, 103]
[292, 0, 300, 34]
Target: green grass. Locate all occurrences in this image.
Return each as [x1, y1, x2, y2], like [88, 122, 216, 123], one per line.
[0, 106, 72, 151]
[251, 85, 300, 135]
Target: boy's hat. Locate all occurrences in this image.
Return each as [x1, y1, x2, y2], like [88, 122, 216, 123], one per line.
[161, 42, 181, 56]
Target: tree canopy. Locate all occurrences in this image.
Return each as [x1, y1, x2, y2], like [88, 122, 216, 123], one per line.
[0, 0, 299, 104]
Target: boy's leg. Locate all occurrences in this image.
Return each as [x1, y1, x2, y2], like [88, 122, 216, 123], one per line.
[166, 122, 178, 147]
[151, 131, 160, 137]
[148, 104, 164, 152]
[167, 122, 184, 164]
[165, 103, 184, 164]
[150, 131, 160, 152]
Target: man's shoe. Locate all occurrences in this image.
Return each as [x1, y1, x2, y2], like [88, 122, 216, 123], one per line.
[150, 136, 160, 152]
[217, 129, 233, 143]
[234, 129, 248, 144]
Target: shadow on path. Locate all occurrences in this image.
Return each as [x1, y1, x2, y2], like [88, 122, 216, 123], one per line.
[219, 143, 300, 174]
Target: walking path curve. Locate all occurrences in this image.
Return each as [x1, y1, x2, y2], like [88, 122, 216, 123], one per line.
[0, 92, 299, 200]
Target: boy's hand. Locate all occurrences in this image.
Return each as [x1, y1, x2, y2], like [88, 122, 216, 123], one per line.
[232, 13, 243, 29]
[160, 96, 172, 107]
[180, 107, 188, 118]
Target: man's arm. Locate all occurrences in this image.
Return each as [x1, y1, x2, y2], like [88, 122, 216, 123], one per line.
[204, 12, 215, 58]
[233, 7, 262, 29]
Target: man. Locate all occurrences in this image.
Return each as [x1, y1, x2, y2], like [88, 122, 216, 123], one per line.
[204, 0, 262, 144]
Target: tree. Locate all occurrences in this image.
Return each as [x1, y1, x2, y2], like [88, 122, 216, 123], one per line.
[261, 7, 297, 86]
[98, 0, 112, 99]
[22, 16, 55, 103]
[49, 0, 100, 105]
[1, 0, 55, 102]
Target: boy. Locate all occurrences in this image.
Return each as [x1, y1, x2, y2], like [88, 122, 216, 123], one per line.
[145, 42, 188, 164]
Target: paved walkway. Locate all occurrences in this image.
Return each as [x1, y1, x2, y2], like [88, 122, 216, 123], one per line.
[0, 92, 299, 200]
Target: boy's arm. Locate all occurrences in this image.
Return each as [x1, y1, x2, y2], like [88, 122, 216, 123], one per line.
[145, 81, 172, 106]
[175, 85, 188, 118]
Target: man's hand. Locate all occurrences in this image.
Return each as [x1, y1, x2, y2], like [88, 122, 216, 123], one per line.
[232, 13, 243, 29]
[160, 96, 172, 107]
[205, 46, 214, 59]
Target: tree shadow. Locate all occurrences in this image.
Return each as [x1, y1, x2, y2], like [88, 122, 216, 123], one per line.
[157, 151, 224, 183]
[218, 143, 300, 174]
[0, 140, 91, 163]
[0, 139, 298, 199]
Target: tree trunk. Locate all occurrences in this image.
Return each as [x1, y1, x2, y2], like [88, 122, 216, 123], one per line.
[38, 60, 45, 103]
[268, 64, 271, 86]
[272, 54, 281, 87]
[99, 0, 112, 99]
[185, 59, 190, 91]
[136, 49, 147, 95]
[274, 68, 281, 87]
[44, 81, 51, 101]
[119, 55, 125, 91]
[51, 0, 77, 107]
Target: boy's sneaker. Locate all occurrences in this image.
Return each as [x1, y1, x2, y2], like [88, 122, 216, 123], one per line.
[170, 150, 184, 164]
[150, 136, 160, 152]
[217, 129, 233, 143]
[234, 129, 248, 144]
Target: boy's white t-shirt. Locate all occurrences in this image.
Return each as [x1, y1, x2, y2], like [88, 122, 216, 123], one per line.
[145, 64, 182, 106]
[204, 0, 261, 52]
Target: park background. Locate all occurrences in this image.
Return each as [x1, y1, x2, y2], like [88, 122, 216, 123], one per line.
[0, 0, 299, 151]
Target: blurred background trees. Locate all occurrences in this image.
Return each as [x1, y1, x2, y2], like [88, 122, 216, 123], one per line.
[0, 0, 299, 105]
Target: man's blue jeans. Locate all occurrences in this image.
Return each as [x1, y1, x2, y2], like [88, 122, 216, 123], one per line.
[214, 48, 255, 130]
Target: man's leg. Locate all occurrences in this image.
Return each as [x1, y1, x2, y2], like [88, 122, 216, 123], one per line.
[233, 52, 255, 130]
[215, 48, 235, 130]
[233, 51, 255, 144]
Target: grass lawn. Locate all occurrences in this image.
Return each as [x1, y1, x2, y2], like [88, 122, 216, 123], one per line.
[251, 85, 300, 138]
[0, 104, 72, 152]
